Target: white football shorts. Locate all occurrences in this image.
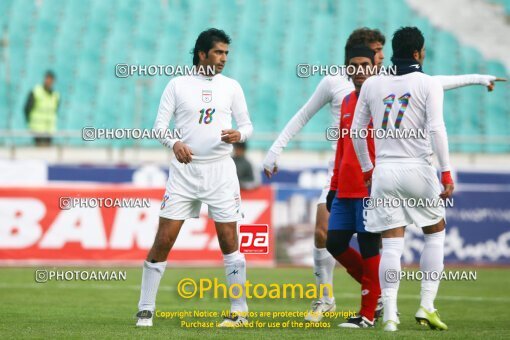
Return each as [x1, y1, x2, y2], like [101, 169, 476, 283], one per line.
[159, 156, 242, 222]
[365, 161, 446, 232]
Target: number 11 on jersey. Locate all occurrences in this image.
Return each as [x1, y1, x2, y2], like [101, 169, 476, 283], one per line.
[381, 93, 411, 129]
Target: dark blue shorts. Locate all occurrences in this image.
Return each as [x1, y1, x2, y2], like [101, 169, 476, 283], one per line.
[328, 197, 367, 233]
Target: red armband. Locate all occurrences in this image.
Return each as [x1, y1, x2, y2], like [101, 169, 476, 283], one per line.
[441, 171, 453, 185]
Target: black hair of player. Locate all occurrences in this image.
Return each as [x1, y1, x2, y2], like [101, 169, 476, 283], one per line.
[391, 26, 425, 60]
[344, 28, 385, 64]
[192, 28, 231, 66]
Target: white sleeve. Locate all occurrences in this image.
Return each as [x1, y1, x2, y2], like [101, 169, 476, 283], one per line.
[351, 84, 374, 172]
[232, 82, 253, 142]
[153, 80, 178, 149]
[433, 74, 495, 91]
[269, 77, 333, 154]
[427, 78, 451, 172]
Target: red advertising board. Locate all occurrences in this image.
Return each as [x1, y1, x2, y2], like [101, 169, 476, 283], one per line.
[0, 186, 274, 266]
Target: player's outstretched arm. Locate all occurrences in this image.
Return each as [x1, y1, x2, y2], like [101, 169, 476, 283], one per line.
[433, 74, 506, 92]
[427, 78, 454, 199]
[351, 85, 374, 186]
[263, 77, 334, 178]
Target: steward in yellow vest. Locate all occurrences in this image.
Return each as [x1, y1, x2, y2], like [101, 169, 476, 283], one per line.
[24, 71, 59, 146]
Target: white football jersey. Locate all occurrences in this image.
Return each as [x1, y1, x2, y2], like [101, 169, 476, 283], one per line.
[268, 72, 490, 156]
[269, 74, 354, 153]
[154, 73, 253, 162]
[352, 71, 451, 172]
[323, 75, 355, 130]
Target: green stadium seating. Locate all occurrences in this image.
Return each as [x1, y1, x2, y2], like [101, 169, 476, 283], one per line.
[1, 0, 508, 152]
[489, 0, 510, 14]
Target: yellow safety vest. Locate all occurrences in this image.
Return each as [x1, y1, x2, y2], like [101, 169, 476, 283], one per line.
[29, 85, 60, 134]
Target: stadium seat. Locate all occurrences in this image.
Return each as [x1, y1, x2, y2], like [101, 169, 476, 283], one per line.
[1, 0, 508, 153]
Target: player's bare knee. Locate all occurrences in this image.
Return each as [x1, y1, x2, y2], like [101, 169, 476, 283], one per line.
[423, 219, 445, 234]
[219, 232, 238, 253]
[154, 228, 176, 246]
[215, 222, 238, 254]
[315, 204, 329, 227]
[314, 228, 327, 248]
[151, 237, 172, 254]
[158, 235, 177, 251]
[218, 236, 237, 254]
[314, 205, 329, 248]
[147, 228, 177, 261]
[152, 218, 183, 251]
[381, 227, 405, 238]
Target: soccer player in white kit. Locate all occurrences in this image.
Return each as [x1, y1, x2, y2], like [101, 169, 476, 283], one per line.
[262, 28, 502, 322]
[352, 27, 454, 332]
[136, 29, 253, 327]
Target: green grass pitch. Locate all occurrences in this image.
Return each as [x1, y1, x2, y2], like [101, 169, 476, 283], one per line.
[1, 267, 509, 339]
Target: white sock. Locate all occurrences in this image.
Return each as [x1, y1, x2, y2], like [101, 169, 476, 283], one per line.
[138, 260, 167, 312]
[223, 250, 248, 313]
[380, 237, 404, 323]
[420, 230, 445, 311]
[313, 246, 336, 304]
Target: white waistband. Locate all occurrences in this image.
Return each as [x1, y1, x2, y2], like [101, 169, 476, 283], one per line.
[171, 154, 231, 165]
[376, 157, 431, 166]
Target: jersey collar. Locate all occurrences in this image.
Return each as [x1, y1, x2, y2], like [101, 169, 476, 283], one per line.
[391, 58, 423, 75]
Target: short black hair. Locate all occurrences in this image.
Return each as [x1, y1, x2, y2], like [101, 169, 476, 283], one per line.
[192, 28, 231, 65]
[344, 28, 385, 64]
[391, 26, 424, 60]
[45, 70, 56, 79]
